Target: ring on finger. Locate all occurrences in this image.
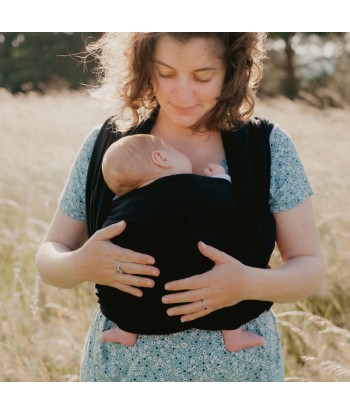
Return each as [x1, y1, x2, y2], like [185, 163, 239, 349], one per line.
[116, 262, 124, 275]
[201, 299, 208, 311]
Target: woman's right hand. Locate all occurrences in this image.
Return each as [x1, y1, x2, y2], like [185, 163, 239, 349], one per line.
[73, 221, 160, 297]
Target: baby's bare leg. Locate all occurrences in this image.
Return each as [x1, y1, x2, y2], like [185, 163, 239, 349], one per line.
[101, 327, 137, 346]
[221, 326, 266, 352]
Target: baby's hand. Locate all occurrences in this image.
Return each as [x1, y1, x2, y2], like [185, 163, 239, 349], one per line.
[204, 163, 225, 177]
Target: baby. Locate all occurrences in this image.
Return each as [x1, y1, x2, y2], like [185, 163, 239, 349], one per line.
[100, 134, 266, 352]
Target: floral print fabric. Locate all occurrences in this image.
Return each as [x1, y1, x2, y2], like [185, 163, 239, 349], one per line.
[59, 124, 312, 381]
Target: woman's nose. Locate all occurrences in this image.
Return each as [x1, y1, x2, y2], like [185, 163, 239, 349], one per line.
[173, 77, 194, 103]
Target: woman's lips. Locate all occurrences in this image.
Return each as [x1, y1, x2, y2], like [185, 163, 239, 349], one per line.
[172, 104, 197, 113]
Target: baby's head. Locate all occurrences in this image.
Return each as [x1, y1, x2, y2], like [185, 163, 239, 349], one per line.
[102, 134, 192, 195]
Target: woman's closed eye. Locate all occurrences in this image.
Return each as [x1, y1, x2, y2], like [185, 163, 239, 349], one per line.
[158, 72, 175, 78]
[193, 76, 212, 83]
[158, 72, 212, 83]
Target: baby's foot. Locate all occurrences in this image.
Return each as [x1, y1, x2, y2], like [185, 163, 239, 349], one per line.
[222, 327, 266, 352]
[101, 327, 137, 346]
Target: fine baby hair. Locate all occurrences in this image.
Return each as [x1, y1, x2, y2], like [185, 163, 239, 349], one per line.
[102, 134, 167, 196]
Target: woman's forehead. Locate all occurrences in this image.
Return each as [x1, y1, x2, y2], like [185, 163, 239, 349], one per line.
[153, 35, 225, 67]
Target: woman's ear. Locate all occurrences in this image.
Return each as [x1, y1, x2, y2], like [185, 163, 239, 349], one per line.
[151, 150, 171, 168]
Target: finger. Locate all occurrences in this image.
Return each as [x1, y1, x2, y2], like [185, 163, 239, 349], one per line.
[162, 288, 206, 304]
[204, 167, 213, 176]
[93, 221, 126, 241]
[115, 272, 156, 289]
[164, 273, 209, 291]
[110, 281, 144, 297]
[208, 162, 224, 174]
[94, 222, 156, 265]
[120, 262, 160, 278]
[197, 241, 234, 265]
[166, 300, 206, 317]
[115, 245, 156, 265]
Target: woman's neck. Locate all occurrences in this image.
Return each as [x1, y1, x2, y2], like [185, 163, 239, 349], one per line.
[151, 112, 220, 148]
[151, 112, 225, 176]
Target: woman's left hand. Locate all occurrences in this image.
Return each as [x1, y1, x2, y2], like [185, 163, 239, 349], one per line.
[162, 241, 252, 322]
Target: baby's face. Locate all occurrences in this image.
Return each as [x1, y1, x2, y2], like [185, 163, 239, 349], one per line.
[164, 144, 192, 174]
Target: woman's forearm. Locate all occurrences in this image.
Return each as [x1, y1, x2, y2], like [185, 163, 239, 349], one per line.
[35, 242, 83, 289]
[248, 255, 325, 304]
[249, 199, 326, 304]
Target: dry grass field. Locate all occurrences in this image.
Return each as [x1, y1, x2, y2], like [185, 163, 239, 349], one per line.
[1, 89, 349, 381]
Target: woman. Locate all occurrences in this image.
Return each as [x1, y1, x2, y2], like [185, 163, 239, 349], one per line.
[35, 32, 324, 381]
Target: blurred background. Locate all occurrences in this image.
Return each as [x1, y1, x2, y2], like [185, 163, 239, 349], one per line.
[0, 32, 101, 93]
[1, 32, 350, 107]
[1, 32, 350, 382]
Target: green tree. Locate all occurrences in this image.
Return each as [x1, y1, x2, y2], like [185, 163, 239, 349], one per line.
[274, 32, 297, 98]
[266, 32, 347, 99]
[0, 32, 101, 92]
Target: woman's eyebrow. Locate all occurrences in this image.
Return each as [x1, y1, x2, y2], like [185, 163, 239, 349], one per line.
[153, 59, 219, 72]
[153, 60, 173, 68]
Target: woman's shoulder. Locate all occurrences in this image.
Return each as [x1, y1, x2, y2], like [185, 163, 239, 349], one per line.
[268, 124, 313, 212]
[78, 124, 103, 160]
[269, 124, 296, 150]
[268, 123, 309, 171]
[58, 124, 103, 222]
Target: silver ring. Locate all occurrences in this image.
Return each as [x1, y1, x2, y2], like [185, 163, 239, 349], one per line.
[116, 263, 124, 274]
[201, 299, 208, 311]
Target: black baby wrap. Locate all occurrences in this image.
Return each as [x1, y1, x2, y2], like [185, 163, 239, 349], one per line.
[87, 116, 276, 334]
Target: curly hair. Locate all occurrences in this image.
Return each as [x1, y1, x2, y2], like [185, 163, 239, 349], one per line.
[87, 32, 266, 131]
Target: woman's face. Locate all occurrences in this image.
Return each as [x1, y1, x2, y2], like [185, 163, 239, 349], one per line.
[151, 36, 226, 130]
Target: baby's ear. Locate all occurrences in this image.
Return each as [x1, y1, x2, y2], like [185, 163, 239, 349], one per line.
[151, 150, 171, 168]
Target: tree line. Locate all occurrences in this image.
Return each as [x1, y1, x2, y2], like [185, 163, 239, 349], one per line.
[0, 32, 100, 92]
[0, 32, 349, 107]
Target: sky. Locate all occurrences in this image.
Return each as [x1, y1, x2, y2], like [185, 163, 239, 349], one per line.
[1, 0, 349, 32]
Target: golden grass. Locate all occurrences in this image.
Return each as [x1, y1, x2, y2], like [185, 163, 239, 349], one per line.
[0, 89, 107, 381]
[256, 96, 350, 381]
[1, 89, 349, 381]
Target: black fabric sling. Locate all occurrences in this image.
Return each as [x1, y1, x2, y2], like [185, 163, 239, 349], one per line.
[86, 115, 157, 238]
[86, 115, 276, 334]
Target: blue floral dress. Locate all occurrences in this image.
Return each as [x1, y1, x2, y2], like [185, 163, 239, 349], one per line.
[59, 124, 313, 382]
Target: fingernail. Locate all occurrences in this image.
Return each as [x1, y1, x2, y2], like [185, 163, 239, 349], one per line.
[147, 258, 155, 264]
[199, 241, 206, 247]
[116, 220, 125, 227]
[167, 309, 174, 316]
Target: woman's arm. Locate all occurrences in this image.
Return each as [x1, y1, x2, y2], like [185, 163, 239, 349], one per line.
[248, 197, 324, 303]
[36, 208, 160, 296]
[161, 197, 324, 322]
[36, 208, 89, 288]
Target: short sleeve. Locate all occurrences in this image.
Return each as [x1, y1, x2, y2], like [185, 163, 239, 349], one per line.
[269, 126, 313, 213]
[58, 126, 101, 221]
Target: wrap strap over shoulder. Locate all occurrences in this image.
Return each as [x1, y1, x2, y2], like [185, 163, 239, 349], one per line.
[86, 116, 155, 237]
[222, 118, 275, 268]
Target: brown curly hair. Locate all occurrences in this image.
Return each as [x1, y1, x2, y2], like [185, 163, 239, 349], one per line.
[87, 32, 266, 131]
